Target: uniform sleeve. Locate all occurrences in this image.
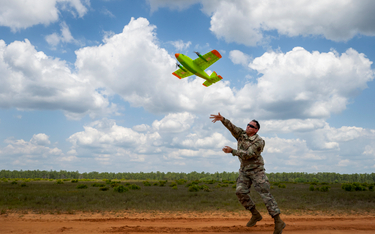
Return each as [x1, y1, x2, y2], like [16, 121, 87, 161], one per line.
[221, 118, 243, 140]
[232, 139, 265, 160]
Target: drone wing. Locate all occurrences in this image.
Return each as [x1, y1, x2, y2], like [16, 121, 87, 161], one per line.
[193, 50, 222, 71]
[172, 67, 194, 79]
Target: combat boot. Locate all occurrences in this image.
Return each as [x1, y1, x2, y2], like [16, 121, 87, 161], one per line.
[273, 214, 286, 234]
[246, 206, 262, 227]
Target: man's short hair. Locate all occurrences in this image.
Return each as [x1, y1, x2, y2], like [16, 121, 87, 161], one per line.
[252, 119, 260, 130]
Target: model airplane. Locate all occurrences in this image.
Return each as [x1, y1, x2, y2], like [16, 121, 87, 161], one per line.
[172, 50, 223, 87]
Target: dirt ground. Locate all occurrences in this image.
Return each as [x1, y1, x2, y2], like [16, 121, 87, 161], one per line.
[1, 211, 374, 234]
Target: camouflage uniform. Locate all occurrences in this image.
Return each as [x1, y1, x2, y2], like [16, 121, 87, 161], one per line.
[222, 118, 280, 217]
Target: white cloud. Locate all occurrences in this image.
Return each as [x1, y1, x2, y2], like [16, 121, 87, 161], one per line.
[30, 133, 51, 146]
[74, 18, 373, 120]
[0, 134, 63, 167]
[149, 0, 375, 45]
[262, 119, 326, 133]
[201, 0, 375, 45]
[0, 0, 89, 32]
[75, 17, 235, 115]
[229, 50, 251, 67]
[174, 132, 231, 149]
[67, 118, 162, 152]
[246, 47, 374, 120]
[0, 39, 116, 119]
[45, 33, 61, 47]
[152, 112, 196, 133]
[45, 22, 79, 48]
[169, 40, 192, 51]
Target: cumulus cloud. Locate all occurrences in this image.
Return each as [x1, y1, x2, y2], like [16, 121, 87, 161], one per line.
[0, 39, 116, 119]
[30, 133, 51, 146]
[45, 22, 79, 48]
[67, 118, 162, 153]
[169, 40, 192, 51]
[76, 17, 235, 115]
[0, 134, 63, 168]
[149, 0, 375, 45]
[0, 0, 89, 32]
[245, 47, 374, 120]
[262, 124, 375, 172]
[204, 0, 375, 45]
[74, 17, 373, 121]
[152, 112, 196, 133]
[229, 50, 251, 67]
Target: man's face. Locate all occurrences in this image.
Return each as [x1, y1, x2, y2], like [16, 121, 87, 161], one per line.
[246, 121, 258, 136]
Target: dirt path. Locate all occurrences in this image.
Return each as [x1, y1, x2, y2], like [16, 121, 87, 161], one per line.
[1, 212, 374, 233]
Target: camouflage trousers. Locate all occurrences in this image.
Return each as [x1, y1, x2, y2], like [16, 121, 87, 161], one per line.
[236, 168, 280, 217]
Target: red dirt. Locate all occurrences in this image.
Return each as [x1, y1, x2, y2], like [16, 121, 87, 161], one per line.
[1, 211, 374, 233]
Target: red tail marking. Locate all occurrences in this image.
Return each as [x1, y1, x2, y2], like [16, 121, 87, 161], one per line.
[218, 75, 223, 79]
[211, 50, 222, 58]
[172, 72, 182, 79]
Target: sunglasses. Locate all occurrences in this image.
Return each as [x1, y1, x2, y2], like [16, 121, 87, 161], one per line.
[247, 124, 258, 129]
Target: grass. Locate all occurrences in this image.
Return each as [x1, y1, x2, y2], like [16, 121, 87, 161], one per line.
[0, 179, 374, 215]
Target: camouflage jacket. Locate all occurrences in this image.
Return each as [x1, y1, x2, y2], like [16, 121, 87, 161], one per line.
[221, 118, 265, 171]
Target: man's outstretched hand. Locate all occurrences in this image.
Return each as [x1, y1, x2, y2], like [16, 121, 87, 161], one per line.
[222, 146, 233, 154]
[210, 112, 224, 123]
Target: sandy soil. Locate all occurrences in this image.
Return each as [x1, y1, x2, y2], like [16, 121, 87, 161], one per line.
[1, 211, 374, 234]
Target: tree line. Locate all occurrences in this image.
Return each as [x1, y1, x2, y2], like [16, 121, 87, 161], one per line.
[1, 170, 374, 183]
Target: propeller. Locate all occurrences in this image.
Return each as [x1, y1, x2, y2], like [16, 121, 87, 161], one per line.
[194, 51, 201, 56]
[176, 63, 181, 69]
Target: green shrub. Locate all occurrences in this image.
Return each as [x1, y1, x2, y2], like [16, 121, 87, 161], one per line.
[188, 185, 200, 192]
[169, 182, 177, 187]
[114, 185, 129, 193]
[309, 185, 315, 191]
[176, 179, 187, 185]
[76, 184, 88, 189]
[56, 180, 64, 184]
[143, 181, 151, 186]
[110, 182, 120, 188]
[278, 184, 286, 188]
[172, 185, 178, 190]
[159, 180, 167, 186]
[105, 179, 112, 184]
[20, 183, 27, 187]
[369, 184, 374, 191]
[342, 183, 354, 191]
[128, 184, 141, 190]
[11, 181, 17, 185]
[201, 185, 211, 192]
[92, 183, 105, 187]
[71, 179, 79, 183]
[203, 180, 216, 184]
[152, 182, 159, 186]
[319, 186, 330, 192]
[342, 183, 368, 192]
[99, 187, 109, 191]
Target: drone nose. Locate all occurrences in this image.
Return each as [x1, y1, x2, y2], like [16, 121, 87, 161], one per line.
[175, 53, 180, 58]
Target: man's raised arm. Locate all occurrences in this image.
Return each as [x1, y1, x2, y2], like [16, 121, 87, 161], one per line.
[210, 112, 242, 140]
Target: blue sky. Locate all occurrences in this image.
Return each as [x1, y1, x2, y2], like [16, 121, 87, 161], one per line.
[0, 0, 375, 174]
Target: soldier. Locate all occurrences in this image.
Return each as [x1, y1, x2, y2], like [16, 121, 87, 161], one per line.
[210, 112, 286, 234]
